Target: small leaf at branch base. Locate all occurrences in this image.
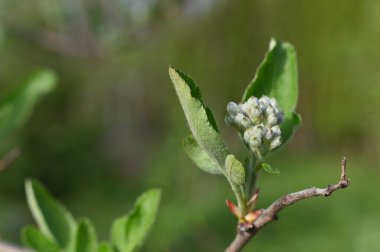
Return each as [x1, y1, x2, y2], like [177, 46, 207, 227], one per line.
[247, 188, 260, 211]
[25, 179, 76, 250]
[73, 219, 97, 252]
[225, 155, 246, 186]
[261, 163, 280, 174]
[226, 199, 241, 218]
[111, 188, 161, 252]
[21, 226, 60, 252]
[244, 210, 263, 223]
[182, 135, 222, 175]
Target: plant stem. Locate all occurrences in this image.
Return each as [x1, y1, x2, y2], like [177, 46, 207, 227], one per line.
[230, 181, 247, 215]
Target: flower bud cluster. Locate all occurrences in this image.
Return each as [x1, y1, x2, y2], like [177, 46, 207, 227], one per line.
[225, 96, 284, 156]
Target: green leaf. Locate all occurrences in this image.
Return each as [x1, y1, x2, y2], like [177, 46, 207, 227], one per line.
[97, 242, 113, 252]
[0, 69, 57, 142]
[111, 188, 161, 252]
[169, 66, 229, 171]
[25, 179, 76, 250]
[242, 39, 300, 145]
[182, 135, 222, 175]
[21, 226, 60, 252]
[261, 163, 280, 174]
[225, 155, 246, 185]
[73, 219, 97, 252]
[281, 112, 301, 145]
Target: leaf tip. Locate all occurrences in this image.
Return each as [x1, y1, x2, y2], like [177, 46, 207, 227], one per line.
[269, 37, 278, 50]
[168, 65, 178, 79]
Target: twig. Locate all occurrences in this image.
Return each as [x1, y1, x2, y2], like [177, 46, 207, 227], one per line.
[226, 157, 351, 252]
[0, 148, 21, 172]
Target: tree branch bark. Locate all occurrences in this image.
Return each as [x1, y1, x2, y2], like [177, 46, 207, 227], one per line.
[226, 157, 351, 252]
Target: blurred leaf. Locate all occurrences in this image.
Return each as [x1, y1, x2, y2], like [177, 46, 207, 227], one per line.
[225, 155, 245, 185]
[242, 39, 300, 146]
[97, 242, 113, 252]
[73, 219, 97, 252]
[261, 163, 280, 174]
[111, 188, 161, 252]
[25, 179, 76, 250]
[21, 226, 60, 252]
[0, 69, 57, 142]
[169, 66, 229, 170]
[182, 135, 222, 175]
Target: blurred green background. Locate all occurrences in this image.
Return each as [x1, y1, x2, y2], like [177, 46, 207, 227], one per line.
[0, 0, 379, 251]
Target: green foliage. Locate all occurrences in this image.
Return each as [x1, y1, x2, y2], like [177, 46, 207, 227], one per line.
[25, 179, 76, 250]
[169, 38, 300, 217]
[182, 135, 222, 175]
[23, 180, 161, 252]
[0, 69, 57, 142]
[73, 219, 97, 252]
[225, 155, 246, 186]
[111, 189, 161, 252]
[169, 66, 229, 172]
[260, 163, 280, 175]
[21, 226, 60, 252]
[97, 242, 113, 252]
[242, 39, 300, 146]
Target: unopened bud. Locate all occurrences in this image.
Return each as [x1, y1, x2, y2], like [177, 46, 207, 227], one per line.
[270, 136, 282, 150]
[227, 102, 239, 115]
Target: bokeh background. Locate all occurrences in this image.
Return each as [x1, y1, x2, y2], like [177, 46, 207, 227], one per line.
[0, 0, 379, 251]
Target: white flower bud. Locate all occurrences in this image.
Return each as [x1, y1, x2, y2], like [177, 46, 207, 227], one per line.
[255, 124, 266, 137]
[246, 106, 262, 122]
[265, 128, 273, 140]
[238, 103, 249, 114]
[235, 113, 251, 129]
[266, 106, 275, 115]
[225, 114, 235, 126]
[267, 114, 277, 126]
[249, 137, 262, 148]
[259, 96, 270, 109]
[227, 102, 239, 115]
[269, 98, 278, 108]
[270, 136, 282, 149]
[271, 125, 281, 137]
[226, 95, 284, 155]
[247, 96, 259, 106]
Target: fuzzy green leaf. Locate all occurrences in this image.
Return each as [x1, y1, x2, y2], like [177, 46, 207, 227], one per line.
[111, 188, 161, 252]
[21, 226, 60, 252]
[261, 163, 280, 174]
[97, 242, 113, 252]
[25, 179, 76, 250]
[225, 155, 246, 185]
[182, 135, 222, 175]
[73, 219, 97, 252]
[0, 69, 57, 142]
[169, 66, 229, 170]
[242, 39, 300, 145]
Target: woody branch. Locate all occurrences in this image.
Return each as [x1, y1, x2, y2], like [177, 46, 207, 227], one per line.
[226, 157, 351, 252]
